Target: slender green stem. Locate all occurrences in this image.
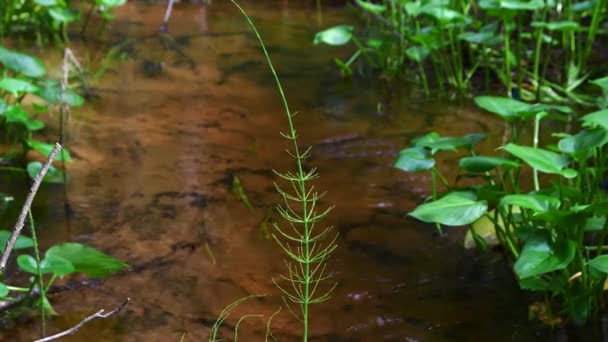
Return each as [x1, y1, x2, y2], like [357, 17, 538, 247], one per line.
[28, 210, 46, 337]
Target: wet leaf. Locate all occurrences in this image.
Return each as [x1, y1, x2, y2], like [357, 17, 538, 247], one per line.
[409, 191, 487, 226]
[17, 254, 75, 276]
[558, 128, 608, 154]
[35, 80, 85, 106]
[0, 47, 46, 78]
[581, 109, 608, 130]
[413, 132, 486, 153]
[48, 7, 79, 23]
[46, 243, 128, 278]
[500, 194, 560, 213]
[405, 46, 430, 62]
[27, 161, 66, 184]
[0, 78, 39, 96]
[0, 230, 34, 252]
[0, 283, 8, 297]
[588, 255, 608, 274]
[459, 156, 520, 172]
[26, 140, 72, 162]
[394, 147, 435, 172]
[531, 21, 580, 31]
[4, 105, 45, 131]
[514, 236, 575, 279]
[314, 25, 353, 46]
[501, 143, 576, 178]
[355, 0, 386, 13]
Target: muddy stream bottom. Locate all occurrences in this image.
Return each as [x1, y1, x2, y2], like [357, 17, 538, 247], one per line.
[0, 1, 603, 341]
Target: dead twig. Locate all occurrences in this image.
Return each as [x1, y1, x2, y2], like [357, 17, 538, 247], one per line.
[0, 143, 62, 274]
[33, 298, 131, 342]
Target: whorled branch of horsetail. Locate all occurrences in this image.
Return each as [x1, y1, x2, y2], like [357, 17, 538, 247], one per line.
[0, 143, 62, 274]
[228, 1, 338, 340]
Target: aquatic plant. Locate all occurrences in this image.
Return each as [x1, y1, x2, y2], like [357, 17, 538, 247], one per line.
[315, 0, 606, 100]
[0, 46, 82, 183]
[210, 2, 338, 340]
[396, 95, 608, 323]
[0, 143, 127, 338]
[1, 0, 126, 43]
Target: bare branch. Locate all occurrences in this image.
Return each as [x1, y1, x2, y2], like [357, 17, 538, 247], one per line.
[33, 298, 130, 342]
[0, 143, 62, 273]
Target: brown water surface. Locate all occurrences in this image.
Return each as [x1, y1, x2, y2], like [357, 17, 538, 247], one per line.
[0, 1, 600, 341]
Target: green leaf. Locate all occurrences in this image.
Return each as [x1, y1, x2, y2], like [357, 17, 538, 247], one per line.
[409, 191, 487, 226]
[313, 25, 353, 46]
[4, 105, 45, 131]
[531, 21, 580, 31]
[413, 132, 486, 153]
[459, 156, 520, 172]
[458, 31, 496, 44]
[35, 80, 85, 106]
[17, 254, 75, 276]
[0, 78, 40, 96]
[0, 283, 8, 297]
[0, 230, 34, 252]
[394, 147, 435, 172]
[26, 140, 72, 162]
[584, 216, 606, 232]
[96, 0, 126, 7]
[558, 128, 608, 154]
[27, 161, 66, 184]
[33, 0, 60, 6]
[354, 0, 386, 13]
[48, 7, 80, 23]
[514, 236, 575, 279]
[591, 77, 608, 93]
[500, 194, 560, 213]
[421, 6, 466, 22]
[46, 243, 128, 278]
[588, 255, 608, 274]
[581, 109, 608, 130]
[500, 0, 545, 10]
[405, 46, 430, 62]
[0, 47, 46, 78]
[474, 96, 570, 122]
[501, 143, 576, 178]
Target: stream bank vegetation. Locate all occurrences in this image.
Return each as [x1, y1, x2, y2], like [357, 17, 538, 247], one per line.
[315, 0, 606, 102]
[395, 95, 608, 324]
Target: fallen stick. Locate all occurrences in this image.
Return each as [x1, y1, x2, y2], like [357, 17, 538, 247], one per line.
[33, 298, 131, 342]
[0, 143, 62, 273]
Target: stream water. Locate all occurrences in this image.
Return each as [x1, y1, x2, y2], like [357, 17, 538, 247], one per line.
[0, 1, 606, 341]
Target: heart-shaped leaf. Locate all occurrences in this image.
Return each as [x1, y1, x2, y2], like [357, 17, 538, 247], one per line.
[500, 193, 560, 213]
[409, 191, 488, 226]
[26, 140, 72, 162]
[0, 78, 39, 96]
[46, 243, 128, 278]
[394, 147, 435, 172]
[514, 236, 575, 279]
[0, 230, 34, 252]
[459, 156, 520, 172]
[588, 255, 608, 274]
[0, 47, 46, 78]
[314, 25, 353, 46]
[27, 161, 66, 184]
[502, 143, 576, 178]
[17, 254, 75, 276]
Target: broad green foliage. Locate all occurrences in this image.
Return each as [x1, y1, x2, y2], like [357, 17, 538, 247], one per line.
[313, 25, 353, 46]
[396, 95, 608, 323]
[1, 0, 126, 42]
[316, 0, 607, 100]
[409, 192, 487, 226]
[46, 243, 128, 278]
[0, 46, 77, 183]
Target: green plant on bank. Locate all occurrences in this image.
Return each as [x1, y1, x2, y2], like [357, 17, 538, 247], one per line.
[0, 46, 84, 183]
[315, 0, 606, 101]
[209, 1, 338, 341]
[395, 95, 608, 323]
[1, 0, 126, 43]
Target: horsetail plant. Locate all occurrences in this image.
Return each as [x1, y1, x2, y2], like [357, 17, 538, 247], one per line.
[229, 1, 338, 340]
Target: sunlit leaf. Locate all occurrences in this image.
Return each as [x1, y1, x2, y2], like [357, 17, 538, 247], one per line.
[46, 243, 128, 278]
[588, 255, 608, 274]
[501, 143, 576, 178]
[394, 147, 435, 172]
[313, 25, 353, 46]
[459, 156, 520, 172]
[409, 191, 487, 226]
[0, 47, 46, 78]
[514, 236, 575, 279]
[4, 105, 45, 131]
[0, 78, 39, 96]
[581, 109, 608, 130]
[26, 140, 72, 162]
[558, 128, 608, 154]
[0, 230, 34, 252]
[48, 7, 80, 23]
[17, 254, 75, 276]
[500, 193, 560, 213]
[354, 0, 386, 13]
[27, 161, 66, 184]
